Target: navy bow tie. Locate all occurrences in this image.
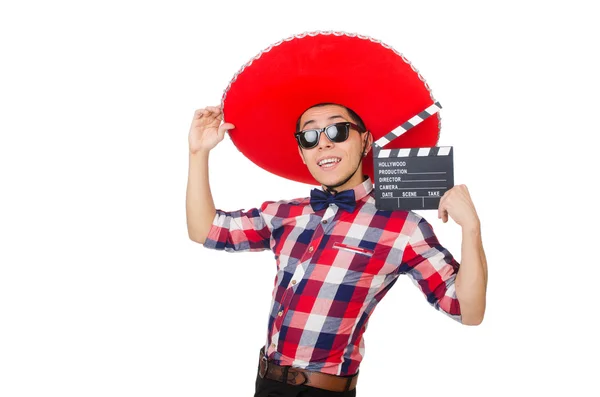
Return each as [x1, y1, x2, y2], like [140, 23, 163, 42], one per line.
[310, 188, 356, 213]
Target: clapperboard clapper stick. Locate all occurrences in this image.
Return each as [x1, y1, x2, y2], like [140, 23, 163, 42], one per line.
[373, 102, 454, 211]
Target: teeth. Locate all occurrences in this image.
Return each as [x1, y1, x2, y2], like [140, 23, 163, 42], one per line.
[318, 158, 340, 166]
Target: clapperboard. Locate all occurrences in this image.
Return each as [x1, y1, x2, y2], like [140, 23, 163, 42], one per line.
[373, 102, 454, 211]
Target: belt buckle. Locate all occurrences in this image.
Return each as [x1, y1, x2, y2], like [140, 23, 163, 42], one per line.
[286, 368, 308, 386]
[259, 356, 269, 379]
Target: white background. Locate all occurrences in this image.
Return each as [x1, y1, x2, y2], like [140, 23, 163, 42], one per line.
[1, 0, 599, 396]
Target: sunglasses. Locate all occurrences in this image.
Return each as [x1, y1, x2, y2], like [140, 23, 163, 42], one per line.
[295, 122, 366, 149]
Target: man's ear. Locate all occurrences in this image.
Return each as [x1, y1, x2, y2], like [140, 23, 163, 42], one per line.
[364, 131, 373, 156]
[298, 146, 306, 164]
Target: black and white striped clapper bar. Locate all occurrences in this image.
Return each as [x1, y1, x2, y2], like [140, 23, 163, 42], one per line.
[373, 101, 454, 211]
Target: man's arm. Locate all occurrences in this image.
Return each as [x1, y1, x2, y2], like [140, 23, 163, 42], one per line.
[454, 221, 487, 325]
[403, 216, 463, 324]
[185, 105, 273, 252]
[438, 184, 487, 325]
[186, 106, 233, 244]
[186, 150, 215, 244]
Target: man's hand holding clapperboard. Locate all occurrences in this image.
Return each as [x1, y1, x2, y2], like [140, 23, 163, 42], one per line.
[374, 102, 455, 214]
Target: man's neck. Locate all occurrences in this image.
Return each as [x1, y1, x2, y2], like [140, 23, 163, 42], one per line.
[322, 174, 367, 195]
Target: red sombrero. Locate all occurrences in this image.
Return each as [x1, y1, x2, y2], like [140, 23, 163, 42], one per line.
[221, 31, 441, 186]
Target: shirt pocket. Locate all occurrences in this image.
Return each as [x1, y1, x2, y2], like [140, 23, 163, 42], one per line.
[332, 242, 374, 257]
[331, 242, 377, 278]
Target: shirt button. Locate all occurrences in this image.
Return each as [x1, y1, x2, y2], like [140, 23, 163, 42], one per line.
[291, 280, 297, 285]
[323, 220, 328, 224]
[278, 310, 283, 317]
[308, 246, 314, 253]
[271, 343, 276, 348]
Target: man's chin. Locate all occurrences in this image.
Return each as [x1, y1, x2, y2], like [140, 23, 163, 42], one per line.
[305, 164, 350, 184]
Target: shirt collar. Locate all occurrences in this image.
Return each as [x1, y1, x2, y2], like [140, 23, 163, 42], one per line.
[353, 176, 374, 201]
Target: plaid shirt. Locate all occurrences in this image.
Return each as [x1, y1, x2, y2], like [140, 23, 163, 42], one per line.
[202, 177, 461, 376]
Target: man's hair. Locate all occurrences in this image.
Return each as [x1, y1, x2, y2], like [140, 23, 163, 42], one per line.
[295, 103, 367, 133]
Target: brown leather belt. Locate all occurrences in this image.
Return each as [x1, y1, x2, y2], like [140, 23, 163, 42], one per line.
[258, 347, 358, 392]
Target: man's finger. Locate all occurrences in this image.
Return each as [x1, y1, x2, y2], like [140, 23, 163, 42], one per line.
[438, 194, 448, 219]
[194, 108, 208, 119]
[218, 123, 235, 138]
[206, 106, 222, 114]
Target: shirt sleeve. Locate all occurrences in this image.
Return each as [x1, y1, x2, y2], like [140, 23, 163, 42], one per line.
[202, 201, 275, 253]
[402, 216, 462, 323]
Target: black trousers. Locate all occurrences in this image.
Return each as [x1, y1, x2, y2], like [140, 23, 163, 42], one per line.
[253, 368, 357, 397]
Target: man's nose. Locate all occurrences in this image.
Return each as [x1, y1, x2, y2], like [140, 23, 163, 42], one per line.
[317, 131, 334, 149]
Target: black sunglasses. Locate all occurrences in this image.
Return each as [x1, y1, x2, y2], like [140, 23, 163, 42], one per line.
[295, 122, 366, 149]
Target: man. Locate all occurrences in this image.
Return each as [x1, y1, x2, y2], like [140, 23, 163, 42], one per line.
[186, 100, 487, 396]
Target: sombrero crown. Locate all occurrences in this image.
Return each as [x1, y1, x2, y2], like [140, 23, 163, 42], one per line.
[221, 31, 441, 185]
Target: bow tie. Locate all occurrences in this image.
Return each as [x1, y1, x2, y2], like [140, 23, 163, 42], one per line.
[310, 188, 356, 213]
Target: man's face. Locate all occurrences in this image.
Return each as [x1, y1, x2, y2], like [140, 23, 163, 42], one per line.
[297, 104, 372, 191]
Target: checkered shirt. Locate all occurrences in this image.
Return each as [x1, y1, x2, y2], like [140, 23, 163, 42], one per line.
[202, 177, 461, 376]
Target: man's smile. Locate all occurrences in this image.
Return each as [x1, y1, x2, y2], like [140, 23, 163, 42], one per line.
[317, 156, 342, 169]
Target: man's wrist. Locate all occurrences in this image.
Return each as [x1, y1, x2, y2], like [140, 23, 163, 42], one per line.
[461, 219, 481, 235]
[190, 148, 210, 158]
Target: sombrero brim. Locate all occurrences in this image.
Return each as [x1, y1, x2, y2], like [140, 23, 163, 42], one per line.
[221, 31, 440, 186]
